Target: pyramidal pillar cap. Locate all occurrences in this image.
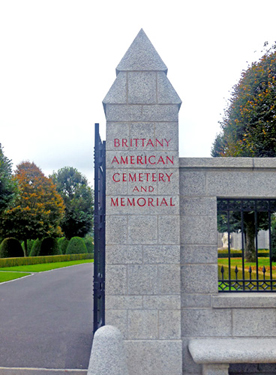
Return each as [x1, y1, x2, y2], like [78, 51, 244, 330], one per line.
[116, 28, 168, 75]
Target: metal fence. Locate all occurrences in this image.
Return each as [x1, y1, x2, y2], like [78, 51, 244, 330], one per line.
[217, 198, 276, 292]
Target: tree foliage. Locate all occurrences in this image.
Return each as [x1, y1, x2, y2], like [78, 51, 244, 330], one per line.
[0, 144, 18, 215]
[212, 43, 276, 157]
[50, 167, 93, 239]
[0, 162, 65, 255]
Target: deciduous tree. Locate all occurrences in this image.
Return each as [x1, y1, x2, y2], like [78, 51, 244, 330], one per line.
[0, 162, 65, 255]
[212, 42, 276, 157]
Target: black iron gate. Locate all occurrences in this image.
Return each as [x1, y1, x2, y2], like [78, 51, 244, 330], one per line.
[93, 123, 106, 333]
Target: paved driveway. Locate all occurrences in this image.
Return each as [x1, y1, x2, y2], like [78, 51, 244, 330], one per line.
[0, 264, 94, 369]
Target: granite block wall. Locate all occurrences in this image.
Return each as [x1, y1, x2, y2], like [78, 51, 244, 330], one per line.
[180, 157, 276, 375]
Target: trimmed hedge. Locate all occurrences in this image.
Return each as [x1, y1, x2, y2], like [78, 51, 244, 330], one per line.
[29, 239, 42, 257]
[218, 249, 269, 258]
[66, 237, 87, 255]
[58, 237, 69, 255]
[84, 237, 94, 254]
[40, 237, 61, 256]
[0, 253, 93, 268]
[0, 238, 24, 258]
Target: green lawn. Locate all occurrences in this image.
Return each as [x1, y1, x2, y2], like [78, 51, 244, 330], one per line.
[0, 271, 31, 283]
[0, 259, 93, 283]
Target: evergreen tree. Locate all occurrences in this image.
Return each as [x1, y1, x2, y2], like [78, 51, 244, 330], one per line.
[50, 167, 93, 239]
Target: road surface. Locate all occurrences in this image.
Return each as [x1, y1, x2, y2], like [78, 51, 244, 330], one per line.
[0, 264, 94, 369]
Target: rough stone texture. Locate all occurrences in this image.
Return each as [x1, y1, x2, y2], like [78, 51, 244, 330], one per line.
[103, 72, 127, 104]
[181, 245, 217, 264]
[181, 293, 212, 308]
[105, 104, 180, 122]
[180, 197, 216, 217]
[157, 72, 182, 105]
[128, 310, 158, 339]
[143, 245, 180, 264]
[116, 29, 168, 74]
[188, 338, 276, 364]
[182, 309, 232, 337]
[128, 215, 158, 244]
[159, 310, 181, 339]
[181, 264, 218, 294]
[88, 325, 129, 375]
[179, 171, 206, 197]
[105, 311, 128, 339]
[232, 309, 276, 336]
[212, 293, 276, 309]
[180, 215, 217, 244]
[126, 340, 182, 375]
[105, 296, 143, 310]
[128, 265, 158, 295]
[143, 295, 181, 309]
[128, 72, 157, 104]
[106, 245, 143, 265]
[105, 265, 127, 295]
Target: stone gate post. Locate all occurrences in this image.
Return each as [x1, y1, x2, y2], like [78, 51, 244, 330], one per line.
[103, 29, 182, 375]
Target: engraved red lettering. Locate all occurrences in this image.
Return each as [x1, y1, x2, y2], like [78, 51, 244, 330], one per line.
[129, 173, 136, 182]
[112, 173, 120, 182]
[149, 186, 154, 192]
[156, 139, 163, 147]
[121, 198, 125, 206]
[111, 198, 119, 206]
[122, 173, 127, 182]
[114, 139, 120, 147]
[130, 156, 135, 164]
[141, 186, 147, 192]
[121, 156, 128, 164]
[139, 173, 143, 182]
[145, 173, 150, 182]
[157, 156, 165, 165]
[152, 173, 157, 182]
[159, 173, 165, 182]
[148, 198, 154, 206]
[137, 198, 146, 207]
[160, 198, 168, 206]
[112, 156, 119, 164]
[133, 186, 139, 192]
[148, 155, 156, 164]
[127, 198, 135, 206]
[137, 156, 143, 164]
[170, 198, 175, 206]
[164, 139, 171, 147]
[166, 173, 173, 182]
[166, 156, 174, 164]
[146, 139, 154, 147]
[122, 139, 128, 147]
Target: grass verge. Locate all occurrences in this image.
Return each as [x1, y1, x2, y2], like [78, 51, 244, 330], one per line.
[0, 259, 93, 283]
[0, 272, 31, 283]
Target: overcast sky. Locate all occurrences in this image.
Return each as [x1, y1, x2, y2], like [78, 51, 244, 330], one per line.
[1, 0, 276, 186]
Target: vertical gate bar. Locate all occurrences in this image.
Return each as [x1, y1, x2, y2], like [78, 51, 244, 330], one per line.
[241, 200, 245, 291]
[93, 123, 99, 333]
[227, 200, 231, 289]
[93, 123, 106, 334]
[269, 201, 273, 290]
[255, 200, 259, 291]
